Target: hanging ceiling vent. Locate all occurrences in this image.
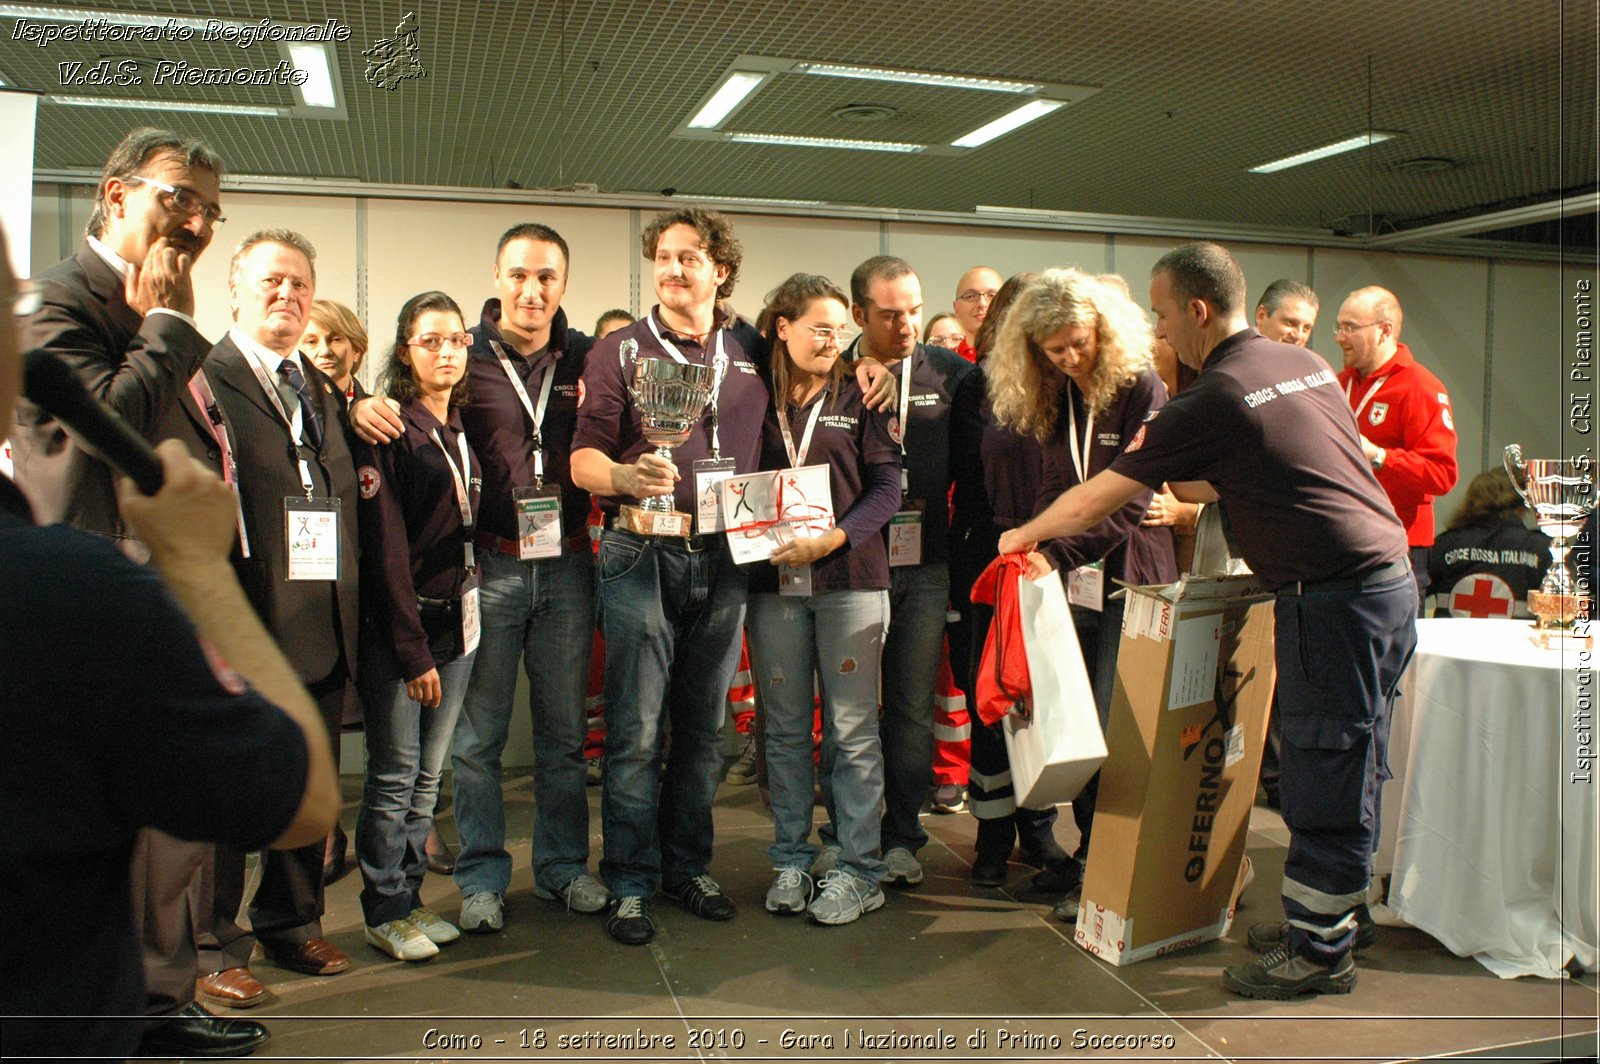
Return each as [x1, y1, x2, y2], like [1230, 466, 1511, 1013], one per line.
[832, 104, 898, 123]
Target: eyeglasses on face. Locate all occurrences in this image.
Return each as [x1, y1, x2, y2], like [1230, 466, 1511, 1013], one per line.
[125, 175, 226, 226]
[956, 289, 998, 304]
[1333, 320, 1386, 335]
[799, 323, 855, 346]
[409, 332, 473, 351]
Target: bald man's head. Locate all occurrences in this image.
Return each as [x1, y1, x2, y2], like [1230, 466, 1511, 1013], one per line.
[953, 265, 1002, 342]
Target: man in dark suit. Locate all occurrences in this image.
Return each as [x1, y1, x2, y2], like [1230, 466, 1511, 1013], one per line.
[203, 228, 361, 983]
[11, 127, 274, 1057]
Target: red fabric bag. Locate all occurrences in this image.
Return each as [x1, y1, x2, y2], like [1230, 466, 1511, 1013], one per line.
[969, 553, 1032, 727]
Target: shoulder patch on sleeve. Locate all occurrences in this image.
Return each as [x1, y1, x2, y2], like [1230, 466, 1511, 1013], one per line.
[1126, 424, 1148, 452]
[358, 465, 382, 499]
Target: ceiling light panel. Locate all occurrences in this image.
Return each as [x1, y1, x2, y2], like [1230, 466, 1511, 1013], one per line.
[1249, 132, 1399, 173]
[687, 71, 769, 129]
[46, 94, 282, 116]
[951, 99, 1065, 148]
[726, 131, 923, 153]
[794, 62, 1043, 94]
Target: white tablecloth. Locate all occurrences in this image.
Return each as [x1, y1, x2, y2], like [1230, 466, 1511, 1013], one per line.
[1383, 619, 1597, 978]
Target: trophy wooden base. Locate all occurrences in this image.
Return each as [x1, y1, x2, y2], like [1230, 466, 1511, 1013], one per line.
[619, 504, 692, 537]
[1528, 590, 1593, 649]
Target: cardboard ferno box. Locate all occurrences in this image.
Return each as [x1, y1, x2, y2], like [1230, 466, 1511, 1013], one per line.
[1073, 575, 1277, 965]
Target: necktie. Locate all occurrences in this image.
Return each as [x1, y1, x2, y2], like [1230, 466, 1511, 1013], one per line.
[277, 360, 324, 451]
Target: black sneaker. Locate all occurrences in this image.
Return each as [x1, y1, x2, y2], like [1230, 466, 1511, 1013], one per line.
[1032, 857, 1083, 895]
[1051, 894, 1077, 924]
[1223, 943, 1356, 999]
[1018, 837, 1071, 870]
[971, 852, 1009, 887]
[665, 874, 736, 921]
[1247, 904, 1378, 954]
[606, 895, 655, 945]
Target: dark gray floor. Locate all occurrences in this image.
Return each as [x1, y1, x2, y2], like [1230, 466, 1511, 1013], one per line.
[170, 773, 1598, 1064]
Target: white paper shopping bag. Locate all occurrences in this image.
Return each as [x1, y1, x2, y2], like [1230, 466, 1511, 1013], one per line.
[1003, 568, 1107, 810]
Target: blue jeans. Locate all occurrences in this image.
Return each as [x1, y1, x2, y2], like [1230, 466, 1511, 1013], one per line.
[596, 530, 747, 897]
[749, 590, 889, 884]
[833, 561, 948, 855]
[451, 548, 595, 897]
[355, 621, 475, 927]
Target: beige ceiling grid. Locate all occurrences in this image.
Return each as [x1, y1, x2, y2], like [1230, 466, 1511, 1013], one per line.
[8, 0, 1595, 243]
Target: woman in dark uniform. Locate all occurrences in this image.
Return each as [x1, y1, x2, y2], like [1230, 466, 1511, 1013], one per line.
[353, 291, 481, 961]
[744, 274, 902, 927]
[986, 268, 1178, 915]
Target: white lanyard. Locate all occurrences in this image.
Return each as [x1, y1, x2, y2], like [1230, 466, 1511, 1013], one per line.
[1344, 374, 1385, 422]
[896, 353, 913, 456]
[646, 314, 729, 457]
[242, 353, 315, 497]
[778, 388, 827, 467]
[1065, 382, 1096, 484]
[430, 426, 475, 528]
[490, 340, 557, 487]
[188, 371, 250, 558]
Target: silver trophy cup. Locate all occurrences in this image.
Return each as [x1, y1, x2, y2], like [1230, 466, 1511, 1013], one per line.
[621, 342, 714, 532]
[1504, 444, 1595, 641]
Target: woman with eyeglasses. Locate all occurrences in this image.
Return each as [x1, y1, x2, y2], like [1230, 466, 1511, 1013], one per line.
[985, 268, 1178, 915]
[743, 273, 902, 927]
[352, 292, 481, 961]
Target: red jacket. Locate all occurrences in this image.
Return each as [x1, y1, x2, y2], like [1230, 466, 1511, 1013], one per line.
[1337, 341, 1458, 546]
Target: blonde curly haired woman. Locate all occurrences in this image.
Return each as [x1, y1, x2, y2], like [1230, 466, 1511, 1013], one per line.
[985, 267, 1177, 913]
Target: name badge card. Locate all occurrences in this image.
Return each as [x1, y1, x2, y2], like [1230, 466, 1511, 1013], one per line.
[513, 486, 562, 559]
[888, 507, 923, 568]
[1068, 560, 1105, 611]
[284, 498, 340, 581]
[693, 457, 738, 534]
[779, 564, 813, 597]
[461, 586, 482, 656]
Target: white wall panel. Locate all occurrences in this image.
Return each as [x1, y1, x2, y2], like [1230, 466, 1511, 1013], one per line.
[885, 222, 1108, 328]
[189, 192, 361, 344]
[365, 199, 634, 379]
[1489, 261, 1567, 469]
[722, 212, 879, 319]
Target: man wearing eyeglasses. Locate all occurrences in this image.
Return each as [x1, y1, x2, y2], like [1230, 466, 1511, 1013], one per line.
[951, 266, 1002, 363]
[203, 228, 362, 993]
[9, 128, 280, 1057]
[1334, 286, 1458, 604]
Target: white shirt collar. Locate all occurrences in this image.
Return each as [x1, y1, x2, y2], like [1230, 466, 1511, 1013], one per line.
[86, 235, 132, 280]
[230, 326, 302, 380]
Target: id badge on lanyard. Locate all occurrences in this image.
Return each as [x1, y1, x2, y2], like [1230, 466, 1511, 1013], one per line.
[694, 457, 737, 534]
[285, 497, 340, 580]
[513, 485, 563, 559]
[1068, 560, 1105, 611]
[461, 586, 482, 655]
[779, 563, 813, 596]
[888, 505, 923, 568]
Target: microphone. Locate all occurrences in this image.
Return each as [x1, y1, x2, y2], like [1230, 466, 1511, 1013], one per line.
[21, 348, 165, 496]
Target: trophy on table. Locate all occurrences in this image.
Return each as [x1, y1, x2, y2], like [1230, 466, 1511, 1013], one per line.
[1504, 444, 1595, 648]
[618, 339, 714, 537]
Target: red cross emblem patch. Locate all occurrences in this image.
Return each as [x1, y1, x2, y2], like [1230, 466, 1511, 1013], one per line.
[1448, 574, 1515, 618]
[358, 465, 381, 499]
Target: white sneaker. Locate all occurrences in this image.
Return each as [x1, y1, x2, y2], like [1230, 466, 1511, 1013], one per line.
[408, 906, 461, 944]
[765, 867, 812, 913]
[884, 847, 924, 887]
[459, 891, 504, 933]
[533, 873, 611, 914]
[810, 844, 842, 878]
[365, 918, 439, 961]
[806, 869, 885, 926]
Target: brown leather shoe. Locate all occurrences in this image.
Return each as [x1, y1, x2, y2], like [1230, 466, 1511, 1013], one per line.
[263, 937, 351, 976]
[196, 966, 268, 1009]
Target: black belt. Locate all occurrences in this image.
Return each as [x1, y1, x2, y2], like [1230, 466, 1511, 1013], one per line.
[1275, 558, 1411, 597]
[604, 519, 723, 553]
